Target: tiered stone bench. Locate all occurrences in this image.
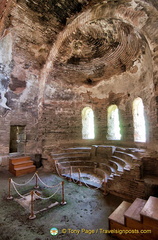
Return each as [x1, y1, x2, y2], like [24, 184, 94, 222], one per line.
[96, 163, 114, 180]
[51, 147, 92, 176]
[111, 155, 126, 168]
[52, 152, 91, 162]
[58, 161, 95, 175]
[109, 159, 124, 173]
[50, 145, 145, 196]
[114, 151, 134, 170]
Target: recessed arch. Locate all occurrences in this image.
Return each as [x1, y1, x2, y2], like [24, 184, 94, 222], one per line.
[82, 107, 95, 139]
[133, 97, 146, 142]
[107, 104, 121, 140]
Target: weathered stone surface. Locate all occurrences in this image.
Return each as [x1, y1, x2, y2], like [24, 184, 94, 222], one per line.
[0, 0, 157, 161]
[0, 155, 9, 170]
[91, 145, 115, 161]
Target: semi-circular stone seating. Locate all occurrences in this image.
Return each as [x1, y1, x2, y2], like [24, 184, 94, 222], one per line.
[63, 147, 91, 152]
[95, 168, 109, 180]
[109, 160, 124, 173]
[111, 156, 126, 168]
[113, 151, 137, 170]
[95, 163, 115, 181]
[51, 151, 91, 162]
[114, 150, 137, 163]
[57, 161, 95, 175]
[51, 145, 143, 189]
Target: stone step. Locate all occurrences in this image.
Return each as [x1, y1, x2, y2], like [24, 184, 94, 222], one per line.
[52, 154, 90, 162]
[114, 151, 137, 164]
[62, 165, 94, 171]
[125, 148, 146, 157]
[61, 166, 94, 175]
[111, 156, 126, 167]
[115, 147, 127, 152]
[51, 152, 90, 157]
[59, 160, 94, 167]
[63, 147, 91, 152]
[99, 163, 114, 174]
[95, 168, 110, 180]
[112, 153, 133, 170]
[109, 160, 124, 173]
[109, 201, 131, 225]
[124, 198, 147, 229]
[107, 160, 118, 172]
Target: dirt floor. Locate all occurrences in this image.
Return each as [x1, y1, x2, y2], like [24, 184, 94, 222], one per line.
[0, 169, 123, 240]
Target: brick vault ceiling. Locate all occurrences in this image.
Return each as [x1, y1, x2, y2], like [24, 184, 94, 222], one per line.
[53, 18, 143, 86]
[25, 0, 155, 87]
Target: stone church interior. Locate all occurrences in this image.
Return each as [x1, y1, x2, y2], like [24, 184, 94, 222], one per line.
[0, 0, 158, 239]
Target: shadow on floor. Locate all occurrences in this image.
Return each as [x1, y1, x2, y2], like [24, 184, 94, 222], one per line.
[0, 169, 123, 240]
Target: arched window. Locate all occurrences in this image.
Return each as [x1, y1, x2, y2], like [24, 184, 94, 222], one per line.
[133, 97, 146, 142]
[107, 105, 121, 140]
[82, 107, 94, 139]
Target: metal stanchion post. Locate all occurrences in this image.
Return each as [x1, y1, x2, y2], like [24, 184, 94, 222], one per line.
[55, 160, 59, 174]
[78, 168, 82, 186]
[61, 181, 67, 205]
[7, 178, 13, 200]
[34, 172, 39, 189]
[103, 176, 108, 196]
[29, 191, 36, 219]
[68, 166, 72, 182]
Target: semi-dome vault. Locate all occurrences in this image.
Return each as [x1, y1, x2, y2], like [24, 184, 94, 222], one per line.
[53, 18, 142, 86]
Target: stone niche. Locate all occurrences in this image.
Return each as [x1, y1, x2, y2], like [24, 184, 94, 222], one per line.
[91, 145, 116, 162]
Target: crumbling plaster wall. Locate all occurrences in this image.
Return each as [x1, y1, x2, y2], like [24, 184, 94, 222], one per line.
[0, 0, 52, 155]
[39, 0, 156, 155]
[0, 0, 93, 157]
[0, 0, 158, 160]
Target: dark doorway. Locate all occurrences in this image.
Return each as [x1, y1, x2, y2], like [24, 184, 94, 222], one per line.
[9, 125, 26, 153]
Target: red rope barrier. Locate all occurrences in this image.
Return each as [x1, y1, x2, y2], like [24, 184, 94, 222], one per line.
[78, 168, 82, 186]
[103, 176, 108, 196]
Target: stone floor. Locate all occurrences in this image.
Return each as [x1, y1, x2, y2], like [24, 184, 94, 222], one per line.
[63, 170, 103, 188]
[0, 168, 124, 240]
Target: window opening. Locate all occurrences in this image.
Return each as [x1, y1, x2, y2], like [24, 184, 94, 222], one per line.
[133, 97, 146, 142]
[82, 107, 94, 139]
[107, 105, 121, 140]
